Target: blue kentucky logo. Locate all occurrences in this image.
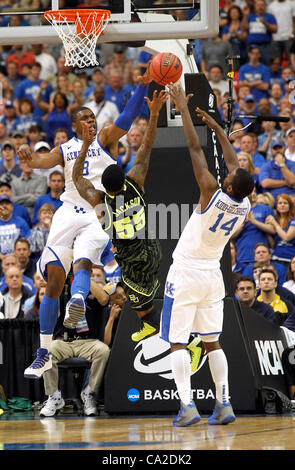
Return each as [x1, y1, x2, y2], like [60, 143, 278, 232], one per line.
[165, 282, 175, 297]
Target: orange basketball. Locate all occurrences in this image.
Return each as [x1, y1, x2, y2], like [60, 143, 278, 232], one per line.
[149, 52, 183, 86]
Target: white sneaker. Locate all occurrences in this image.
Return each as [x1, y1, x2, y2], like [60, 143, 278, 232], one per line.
[40, 393, 65, 417]
[81, 389, 98, 416]
[24, 348, 52, 379]
[64, 294, 86, 329]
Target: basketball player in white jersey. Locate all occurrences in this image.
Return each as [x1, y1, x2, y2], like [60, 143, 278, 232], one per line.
[17, 69, 152, 379]
[161, 83, 254, 426]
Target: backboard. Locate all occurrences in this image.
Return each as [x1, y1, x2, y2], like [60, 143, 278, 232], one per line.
[0, 0, 219, 45]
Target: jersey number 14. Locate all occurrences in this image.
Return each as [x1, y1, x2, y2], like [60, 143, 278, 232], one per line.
[209, 213, 238, 236]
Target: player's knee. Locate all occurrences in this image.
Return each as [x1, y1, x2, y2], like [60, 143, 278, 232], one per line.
[200, 333, 220, 344]
[45, 264, 66, 297]
[73, 258, 92, 273]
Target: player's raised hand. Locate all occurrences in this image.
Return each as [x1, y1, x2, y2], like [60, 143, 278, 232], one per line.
[145, 89, 168, 115]
[167, 82, 189, 112]
[81, 121, 95, 148]
[17, 144, 33, 162]
[138, 61, 153, 86]
[195, 107, 218, 131]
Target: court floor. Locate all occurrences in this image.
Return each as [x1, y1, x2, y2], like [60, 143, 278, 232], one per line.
[1, 409, 295, 452]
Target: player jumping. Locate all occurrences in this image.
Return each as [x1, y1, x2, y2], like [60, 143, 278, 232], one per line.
[161, 83, 254, 427]
[72, 89, 202, 371]
[18, 68, 152, 379]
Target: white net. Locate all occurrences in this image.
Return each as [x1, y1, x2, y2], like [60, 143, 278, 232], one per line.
[45, 10, 110, 68]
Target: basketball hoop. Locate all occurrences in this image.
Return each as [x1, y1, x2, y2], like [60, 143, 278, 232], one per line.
[44, 9, 111, 68]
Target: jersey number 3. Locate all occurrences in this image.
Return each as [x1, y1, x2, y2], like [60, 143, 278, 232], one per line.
[209, 213, 238, 236]
[83, 161, 89, 176]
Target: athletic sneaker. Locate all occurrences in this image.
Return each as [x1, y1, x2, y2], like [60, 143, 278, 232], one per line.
[63, 293, 86, 329]
[40, 393, 65, 417]
[173, 401, 201, 427]
[24, 348, 52, 379]
[131, 321, 159, 342]
[81, 389, 98, 416]
[208, 400, 236, 425]
[187, 337, 203, 373]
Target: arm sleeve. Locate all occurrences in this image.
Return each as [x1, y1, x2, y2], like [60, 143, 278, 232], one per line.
[114, 83, 148, 132]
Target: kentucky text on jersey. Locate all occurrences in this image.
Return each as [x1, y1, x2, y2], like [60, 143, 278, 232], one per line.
[66, 148, 100, 161]
[215, 200, 248, 216]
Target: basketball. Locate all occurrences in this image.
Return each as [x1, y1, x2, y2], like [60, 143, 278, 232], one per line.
[149, 52, 183, 86]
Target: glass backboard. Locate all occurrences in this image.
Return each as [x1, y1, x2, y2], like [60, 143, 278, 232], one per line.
[0, 0, 219, 45]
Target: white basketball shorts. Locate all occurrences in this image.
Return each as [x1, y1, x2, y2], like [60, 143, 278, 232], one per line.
[160, 261, 225, 345]
[37, 203, 110, 281]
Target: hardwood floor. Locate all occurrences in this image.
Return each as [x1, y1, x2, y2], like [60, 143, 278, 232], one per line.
[1, 411, 295, 451]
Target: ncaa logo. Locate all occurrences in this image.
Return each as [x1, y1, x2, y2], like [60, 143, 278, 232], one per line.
[127, 388, 140, 402]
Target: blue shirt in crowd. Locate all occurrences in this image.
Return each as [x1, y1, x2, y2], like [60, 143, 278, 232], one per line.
[247, 12, 277, 44]
[15, 79, 54, 120]
[117, 151, 136, 174]
[238, 63, 270, 102]
[0, 216, 30, 255]
[12, 115, 43, 134]
[235, 203, 274, 263]
[252, 152, 266, 169]
[272, 218, 295, 262]
[104, 85, 129, 113]
[259, 159, 295, 200]
[46, 108, 73, 146]
[243, 261, 287, 286]
[12, 203, 31, 228]
[32, 192, 63, 226]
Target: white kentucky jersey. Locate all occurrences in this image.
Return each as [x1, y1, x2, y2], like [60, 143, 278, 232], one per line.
[60, 135, 116, 210]
[173, 189, 251, 269]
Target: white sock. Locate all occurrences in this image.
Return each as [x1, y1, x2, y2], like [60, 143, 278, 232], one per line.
[171, 349, 191, 406]
[52, 390, 61, 399]
[40, 334, 53, 351]
[208, 349, 229, 404]
[82, 384, 93, 395]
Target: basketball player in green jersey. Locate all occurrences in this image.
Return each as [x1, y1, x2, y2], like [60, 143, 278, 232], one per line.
[72, 89, 202, 371]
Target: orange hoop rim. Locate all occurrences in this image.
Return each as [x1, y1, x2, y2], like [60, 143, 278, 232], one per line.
[44, 9, 111, 24]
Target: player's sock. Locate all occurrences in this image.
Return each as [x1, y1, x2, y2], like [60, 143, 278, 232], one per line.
[208, 349, 229, 404]
[71, 269, 91, 300]
[39, 295, 59, 349]
[171, 348, 192, 406]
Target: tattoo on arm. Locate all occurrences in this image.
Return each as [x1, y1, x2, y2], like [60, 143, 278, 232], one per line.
[72, 144, 103, 207]
[128, 114, 158, 184]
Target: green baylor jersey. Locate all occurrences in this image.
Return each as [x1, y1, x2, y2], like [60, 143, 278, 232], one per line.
[103, 176, 162, 309]
[104, 176, 147, 245]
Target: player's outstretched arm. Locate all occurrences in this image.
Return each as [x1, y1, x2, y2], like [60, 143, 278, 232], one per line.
[127, 89, 168, 190]
[72, 122, 104, 208]
[195, 108, 239, 174]
[168, 83, 218, 199]
[98, 66, 152, 156]
[17, 144, 63, 169]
